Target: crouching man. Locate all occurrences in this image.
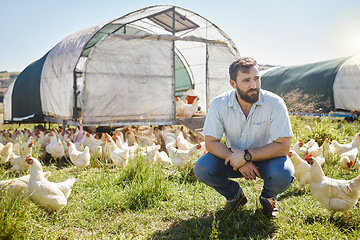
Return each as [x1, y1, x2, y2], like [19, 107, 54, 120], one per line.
[194, 57, 294, 218]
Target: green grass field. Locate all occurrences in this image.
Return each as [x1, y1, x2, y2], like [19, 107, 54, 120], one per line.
[1, 115, 360, 239]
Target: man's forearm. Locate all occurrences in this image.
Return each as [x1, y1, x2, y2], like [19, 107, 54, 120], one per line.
[205, 137, 232, 160]
[248, 137, 291, 162]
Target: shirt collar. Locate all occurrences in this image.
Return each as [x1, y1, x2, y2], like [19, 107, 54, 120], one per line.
[227, 89, 264, 108]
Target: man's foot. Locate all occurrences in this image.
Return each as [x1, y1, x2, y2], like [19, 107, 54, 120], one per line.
[259, 196, 278, 218]
[222, 191, 248, 211]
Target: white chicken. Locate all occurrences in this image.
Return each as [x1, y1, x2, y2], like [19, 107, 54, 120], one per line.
[10, 141, 34, 171]
[308, 138, 331, 158]
[330, 133, 360, 155]
[135, 145, 161, 163]
[177, 96, 199, 118]
[160, 130, 176, 148]
[166, 143, 202, 168]
[291, 139, 304, 154]
[156, 151, 172, 164]
[288, 150, 311, 193]
[105, 137, 129, 167]
[45, 132, 65, 162]
[66, 141, 91, 170]
[25, 156, 75, 212]
[305, 155, 360, 219]
[0, 142, 13, 164]
[124, 128, 136, 146]
[81, 132, 103, 159]
[339, 147, 359, 170]
[0, 171, 51, 195]
[175, 127, 192, 150]
[175, 96, 184, 117]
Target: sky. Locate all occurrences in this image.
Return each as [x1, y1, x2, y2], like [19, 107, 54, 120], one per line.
[1, 0, 360, 72]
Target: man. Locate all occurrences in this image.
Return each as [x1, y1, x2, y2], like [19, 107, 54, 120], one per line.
[194, 57, 294, 217]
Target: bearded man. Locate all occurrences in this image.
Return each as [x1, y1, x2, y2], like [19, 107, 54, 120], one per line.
[194, 57, 294, 218]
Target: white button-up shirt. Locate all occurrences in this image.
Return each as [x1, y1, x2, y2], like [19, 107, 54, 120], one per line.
[203, 89, 293, 150]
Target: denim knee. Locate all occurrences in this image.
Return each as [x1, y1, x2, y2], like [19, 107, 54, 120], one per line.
[259, 156, 295, 198]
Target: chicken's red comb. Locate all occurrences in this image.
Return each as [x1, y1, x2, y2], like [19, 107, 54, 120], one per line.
[67, 140, 71, 143]
[299, 140, 304, 144]
[25, 155, 32, 160]
[305, 154, 313, 159]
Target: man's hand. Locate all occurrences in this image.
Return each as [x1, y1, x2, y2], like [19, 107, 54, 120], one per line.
[238, 162, 261, 180]
[224, 150, 246, 170]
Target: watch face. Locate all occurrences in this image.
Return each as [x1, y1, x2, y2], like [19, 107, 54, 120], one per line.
[244, 150, 252, 161]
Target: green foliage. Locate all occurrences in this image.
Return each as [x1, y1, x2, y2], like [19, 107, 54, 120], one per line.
[0, 188, 31, 239]
[117, 156, 170, 211]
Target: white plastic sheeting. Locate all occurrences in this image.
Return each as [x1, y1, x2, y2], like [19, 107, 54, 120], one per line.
[83, 34, 174, 124]
[207, 44, 236, 106]
[333, 55, 360, 111]
[3, 80, 14, 121]
[40, 24, 106, 120]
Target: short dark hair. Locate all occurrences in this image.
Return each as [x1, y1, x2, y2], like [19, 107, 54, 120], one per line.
[229, 57, 259, 81]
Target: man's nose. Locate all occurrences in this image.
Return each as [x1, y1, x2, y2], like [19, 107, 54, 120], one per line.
[250, 80, 257, 88]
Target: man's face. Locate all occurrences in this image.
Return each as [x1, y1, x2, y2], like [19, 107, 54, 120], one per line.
[231, 66, 261, 104]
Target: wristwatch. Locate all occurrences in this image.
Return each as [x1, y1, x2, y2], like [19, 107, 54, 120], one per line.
[244, 149, 252, 162]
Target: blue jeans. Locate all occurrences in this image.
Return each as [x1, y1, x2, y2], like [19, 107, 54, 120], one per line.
[194, 152, 294, 200]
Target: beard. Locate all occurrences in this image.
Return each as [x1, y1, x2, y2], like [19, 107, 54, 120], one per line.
[236, 85, 260, 104]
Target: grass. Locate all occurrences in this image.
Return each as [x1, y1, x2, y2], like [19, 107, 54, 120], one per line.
[1, 115, 360, 239]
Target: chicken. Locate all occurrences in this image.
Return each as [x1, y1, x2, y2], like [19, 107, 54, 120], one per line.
[105, 137, 129, 167]
[45, 132, 65, 162]
[25, 156, 75, 212]
[288, 150, 311, 193]
[0, 131, 7, 145]
[160, 128, 177, 148]
[177, 96, 200, 118]
[153, 127, 164, 148]
[330, 133, 360, 155]
[136, 133, 157, 147]
[10, 141, 34, 171]
[0, 171, 51, 195]
[0, 142, 13, 164]
[66, 141, 91, 170]
[339, 147, 359, 170]
[175, 127, 192, 150]
[308, 138, 331, 158]
[157, 151, 172, 164]
[124, 128, 136, 146]
[81, 132, 103, 159]
[135, 145, 161, 164]
[297, 139, 317, 159]
[305, 154, 360, 219]
[175, 96, 184, 117]
[291, 139, 304, 154]
[166, 143, 202, 168]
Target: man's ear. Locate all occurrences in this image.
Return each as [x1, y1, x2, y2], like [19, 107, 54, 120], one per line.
[229, 79, 236, 89]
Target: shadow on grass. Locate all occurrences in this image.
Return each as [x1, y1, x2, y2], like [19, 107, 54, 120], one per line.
[151, 208, 277, 239]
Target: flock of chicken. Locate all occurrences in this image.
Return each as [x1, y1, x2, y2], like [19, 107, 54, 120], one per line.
[289, 132, 360, 219]
[0, 125, 206, 212]
[3, 122, 360, 219]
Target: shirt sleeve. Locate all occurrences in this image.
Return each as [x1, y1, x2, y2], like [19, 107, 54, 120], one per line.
[269, 97, 293, 142]
[202, 99, 225, 140]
